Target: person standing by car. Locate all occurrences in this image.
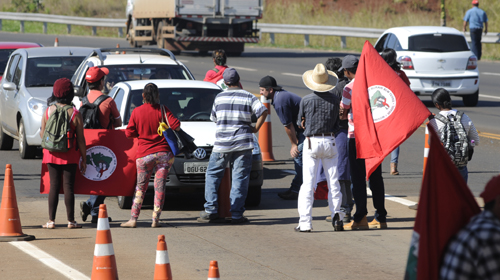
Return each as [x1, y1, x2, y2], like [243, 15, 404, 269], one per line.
[463, 0, 488, 60]
[120, 83, 180, 228]
[40, 78, 87, 229]
[198, 68, 268, 224]
[79, 67, 122, 224]
[259, 76, 303, 200]
[295, 63, 344, 232]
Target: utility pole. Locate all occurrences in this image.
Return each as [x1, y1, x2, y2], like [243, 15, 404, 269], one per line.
[440, 0, 446, 26]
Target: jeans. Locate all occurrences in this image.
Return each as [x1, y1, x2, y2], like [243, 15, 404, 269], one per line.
[470, 28, 483, 60]
[290, 132, 305, 193]
[86, 195, 106, 218]
[349, 138, 387, 223]
[458, 165, 468, 184]
[204, 149, 253, 219]
[391, 146, 400, 163]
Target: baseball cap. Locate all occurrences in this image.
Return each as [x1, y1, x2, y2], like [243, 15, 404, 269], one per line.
[480, 175, 500, 204]
[85, 66, 109, 83]
[472, 0, 479, 4]
[53, 78, 74, 98]
[338, 55, 359, 72]
[223, 68, 240, 85]
[259, 76, 282, 90]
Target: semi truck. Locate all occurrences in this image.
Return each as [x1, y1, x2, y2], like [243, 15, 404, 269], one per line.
[126, 0, 262, 55]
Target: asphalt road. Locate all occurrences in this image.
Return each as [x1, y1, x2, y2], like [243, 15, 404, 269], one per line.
[1, 32, 499, 279]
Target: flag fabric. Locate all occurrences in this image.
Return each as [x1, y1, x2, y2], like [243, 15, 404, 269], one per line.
[352, 41, 431, 179]
[404, 125, 480, 280]
[40, 129, 138, 196]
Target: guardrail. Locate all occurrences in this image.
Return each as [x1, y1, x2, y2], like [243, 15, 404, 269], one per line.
[0, 12, 498, 49]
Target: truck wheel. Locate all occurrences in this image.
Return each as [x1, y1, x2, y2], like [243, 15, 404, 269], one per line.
[462, 90, 479, 107]
[117, 196, 133, 209]
[18, 118, 37, 159]
[245, 185, 261, 207]
[0, 125, 14, 150]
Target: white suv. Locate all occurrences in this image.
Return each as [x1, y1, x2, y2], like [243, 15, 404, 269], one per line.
[70, 48, 194, 106]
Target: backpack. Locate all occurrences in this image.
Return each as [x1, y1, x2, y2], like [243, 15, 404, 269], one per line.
[41, 105, 74, 152]
[80, 95, 110, 129]
[435, 111, 469, 167]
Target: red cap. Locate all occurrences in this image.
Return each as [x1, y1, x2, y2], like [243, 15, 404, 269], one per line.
[480, 175, 500, 204]
[472, 0, 479, 4]
[53, 78, 74, 98]
[85, 66, 109, 83]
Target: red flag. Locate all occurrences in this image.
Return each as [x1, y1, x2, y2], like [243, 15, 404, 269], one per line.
[404, 125, 480, 280]
[352, 41, 430, 179]
[40, 129, 137, 196]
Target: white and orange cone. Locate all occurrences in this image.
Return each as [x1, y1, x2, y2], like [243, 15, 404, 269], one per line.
[54, 37, 59, 47]
[258, 95, 275, 162]
[154, 235, 172, 280]
[91, 204, 118, 280]
[423, 122, 430, 175]
[207, 260, 220, 280]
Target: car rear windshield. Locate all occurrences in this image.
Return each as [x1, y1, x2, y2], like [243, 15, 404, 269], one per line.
[0, 49, 16, 76]
[25, 56, 85, 87]
[125, 87, 221, 124]
[104, 65, 192, 84]
[408, 34, 469, 52]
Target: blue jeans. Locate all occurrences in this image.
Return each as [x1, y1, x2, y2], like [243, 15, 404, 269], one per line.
[458, 165, 468, 184]
[86, 195, 106, 218]
[470, 28, 483, 60]
[290, 132, 304, 193]
[391, 146, 400, 163]
[204, 149, 253, 219]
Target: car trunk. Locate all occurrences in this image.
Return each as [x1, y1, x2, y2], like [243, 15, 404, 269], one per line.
[411, 51, 472, 75]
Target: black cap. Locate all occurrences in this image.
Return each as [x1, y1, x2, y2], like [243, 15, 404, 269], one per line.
[338, 55, 359, 72]
[259, 76, 282, 90]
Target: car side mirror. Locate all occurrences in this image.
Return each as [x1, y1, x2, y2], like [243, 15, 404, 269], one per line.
[2, 82, 16, 91]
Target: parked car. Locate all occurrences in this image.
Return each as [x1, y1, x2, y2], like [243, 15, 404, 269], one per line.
[70, 48, 195, 107]
[0, 42, 42, 81]
[109, 80, 264, 208]
[374, 26, 480, 106]
[0, 47, 92, 158]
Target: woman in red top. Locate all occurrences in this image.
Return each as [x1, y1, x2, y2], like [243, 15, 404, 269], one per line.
[203, 49, 228, 84]
[120, 83, 180, 228]
[40, 78, 87, 229]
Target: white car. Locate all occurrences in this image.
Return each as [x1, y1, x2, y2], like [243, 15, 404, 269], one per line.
[109, 79, 264, 208]
[374, 26, 479, 106]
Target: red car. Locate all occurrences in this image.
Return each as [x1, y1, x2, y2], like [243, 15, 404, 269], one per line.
[0, 42, 43, 81]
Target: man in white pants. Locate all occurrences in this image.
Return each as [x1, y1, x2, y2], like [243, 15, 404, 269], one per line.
[296, 63, 343, 232]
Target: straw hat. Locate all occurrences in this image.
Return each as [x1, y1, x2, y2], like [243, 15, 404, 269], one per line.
[302, 63, 338, 92]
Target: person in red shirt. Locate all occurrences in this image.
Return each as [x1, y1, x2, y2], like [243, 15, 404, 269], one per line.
[203, 49, 242, 90]
[120, 83, 180, 228]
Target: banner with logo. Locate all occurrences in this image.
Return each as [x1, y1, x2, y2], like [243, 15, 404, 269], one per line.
[40, 129, 138, 196]
[352, 41, 431, 179]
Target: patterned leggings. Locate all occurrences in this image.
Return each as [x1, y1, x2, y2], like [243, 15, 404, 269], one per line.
[131, 152, 174, 221]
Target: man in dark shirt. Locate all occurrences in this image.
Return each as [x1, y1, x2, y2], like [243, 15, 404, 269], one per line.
[259, 76, 303, 200]
[295, 63, 343, 232]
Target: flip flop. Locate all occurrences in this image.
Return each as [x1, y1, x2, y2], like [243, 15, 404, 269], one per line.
[42, 221, 55, 229]
[68, 221, 82, 229]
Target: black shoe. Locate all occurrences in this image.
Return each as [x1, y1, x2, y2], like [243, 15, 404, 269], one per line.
[197, 211, 220, 223]
[332, 213, 344, 231]
[294, 226, 311, 232]
[80, 201, 90, 222]
[231, 217, 249, 224]
[278, 190, 299, 200]
[343, 213, 352, 223]
[91, 216, 112, 224]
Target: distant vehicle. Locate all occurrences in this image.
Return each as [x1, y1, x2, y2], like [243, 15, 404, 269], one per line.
[70, 48, 194, 107]
[375, 26, 480, 106]
[0, 42, 42, 81]
[126, 0, 262, 55]
[109, 79, 263, 208]
[0, 47, 92, 159]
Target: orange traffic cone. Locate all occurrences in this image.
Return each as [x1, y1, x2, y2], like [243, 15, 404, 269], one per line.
[91, 204, 118, 280]
[207, 260, 220, 280]
[154, 235, 172, 280]
[0, 164, 35, 242]
[217, 162, 231, 219]
[258, 95, 275, 162]
[423, 122, 430, 175]
[54, 37, 59, 47]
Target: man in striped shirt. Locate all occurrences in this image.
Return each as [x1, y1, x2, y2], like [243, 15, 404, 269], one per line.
[199, 68, 268, 224]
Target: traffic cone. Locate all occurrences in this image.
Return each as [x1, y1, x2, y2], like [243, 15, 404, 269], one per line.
[0, 164, 35, 242]
[217, 162, 231, 219]
[423, 122, 430, 175]
[154, 235, 172, 280]
[258, 95, 275, 162]
[207, 260, 220, 280]
[91, 204, 118, 280]
[54, 37, 59, 47]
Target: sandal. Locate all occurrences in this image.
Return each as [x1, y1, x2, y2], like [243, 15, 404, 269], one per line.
[42, 221, 55, 229]
[68, 221, 82, 229]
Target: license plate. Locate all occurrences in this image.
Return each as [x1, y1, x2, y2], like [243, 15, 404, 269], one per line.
[184, 162, 208, 174]
[431, 80, 451, 87]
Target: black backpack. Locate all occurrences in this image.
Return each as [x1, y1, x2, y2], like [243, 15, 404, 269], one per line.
[80, 95, 110, 129]
[435, 111, 469, 168]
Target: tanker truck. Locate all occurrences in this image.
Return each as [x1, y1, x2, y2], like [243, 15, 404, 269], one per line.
[126, 0, 262, 55]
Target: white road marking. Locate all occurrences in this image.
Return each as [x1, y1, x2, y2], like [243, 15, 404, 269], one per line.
[479, 94, 500, 100]
[282, 73, 303, 77]
[232, 66, 257, 72]
[9, 241, 90, 280]
[366, 188, 417, 207]
[483, 72, 500, 76]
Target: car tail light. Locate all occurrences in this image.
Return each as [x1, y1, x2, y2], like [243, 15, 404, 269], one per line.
[466, 56, 477, 70]
[399, 56, 414, 70]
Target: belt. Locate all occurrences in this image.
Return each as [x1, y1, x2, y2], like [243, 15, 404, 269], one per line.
[310, 133, 334, 137]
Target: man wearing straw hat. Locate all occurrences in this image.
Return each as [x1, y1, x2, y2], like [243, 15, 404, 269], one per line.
[295, 63, 344, 232]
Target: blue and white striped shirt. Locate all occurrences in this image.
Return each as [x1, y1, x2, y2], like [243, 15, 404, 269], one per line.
[211, 89, 267, 153]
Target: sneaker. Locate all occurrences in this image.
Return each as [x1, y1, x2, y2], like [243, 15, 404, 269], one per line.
[343, 213, 352, 223]
[344, 215, 369, 230]
[197, 211, 220, 223]
[91, 216, 112, 224]
[332, 213, 344, 231]
[231, 217, 249, 224]
[368, 219, 388, 229]
[80, 201, 90, 222]
[294, 226, 311, 232]
[278, 189, 299, 200]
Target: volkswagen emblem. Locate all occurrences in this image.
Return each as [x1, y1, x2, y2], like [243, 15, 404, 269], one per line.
[193, 148, 207, 160]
